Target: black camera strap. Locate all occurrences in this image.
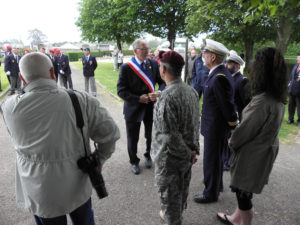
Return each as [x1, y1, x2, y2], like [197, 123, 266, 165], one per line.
[66, 89, 88, 157]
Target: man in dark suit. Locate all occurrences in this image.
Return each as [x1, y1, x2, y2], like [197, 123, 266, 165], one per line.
[5, 48, 22, 95]
[193, 39, 238, 203]
[4, 45, 13, 84]
[226, 50, 251, 119]
[82, 48, 98, 97]
[49, 49, 58, 82]
[40, 47, 50, 58]
[55, 49, 73, 90]
[222, 51, 251, 171]
[287, 53, 300, 127]
[190, 53, 209, 99]
[117, 39, 165, 175]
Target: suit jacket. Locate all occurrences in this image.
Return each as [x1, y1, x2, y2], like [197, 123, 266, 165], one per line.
[82, 55, 97, 77]
[57, 54, 71, 75]
[191, 54, 209, 95]
[4, 54, 21, 77]
[48, 55, 58, 75]
[117, 58, 165, 122]
[288, 64, 300, 96]
[232, 71, 251, 118]
[229, 93, 285, 193]
[201, 64, 237, 136]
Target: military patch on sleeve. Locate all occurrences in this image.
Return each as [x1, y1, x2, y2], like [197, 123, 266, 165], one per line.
[216, 73, 226, 77]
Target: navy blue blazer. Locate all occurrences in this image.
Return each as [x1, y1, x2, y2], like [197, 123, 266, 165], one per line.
[232, 71, 251, 117]
[201, 64, 237, 136]
[288, 64, 300, 96]
[191, 54, 209, 95]
[82, 55, 98, 77]
[117, 58, 165, 122]
[57, 54, 71, 75]
[4, 54, 21, 77]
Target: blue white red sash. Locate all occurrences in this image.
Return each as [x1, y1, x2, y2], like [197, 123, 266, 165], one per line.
[126, 58, 155, 92]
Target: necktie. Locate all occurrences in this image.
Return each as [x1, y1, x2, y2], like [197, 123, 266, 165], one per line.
[141, 61, 146, 70]
[86, 56, 88, 61]
[297, 65, 300, 73]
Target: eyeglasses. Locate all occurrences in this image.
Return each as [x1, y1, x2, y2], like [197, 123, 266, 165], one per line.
[136, 48, 149, 51]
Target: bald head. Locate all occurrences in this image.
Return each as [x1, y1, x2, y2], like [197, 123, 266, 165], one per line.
[19, 52, 53, 82]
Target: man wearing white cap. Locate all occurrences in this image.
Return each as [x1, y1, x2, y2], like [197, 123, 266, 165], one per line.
[194, 39, 238, 204]
[222, 51, 251, 171]
[226, 50, 251, 119]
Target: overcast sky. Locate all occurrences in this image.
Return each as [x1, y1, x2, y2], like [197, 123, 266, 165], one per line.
[1, 0, 82, 44]
[1, 0, 205, 47]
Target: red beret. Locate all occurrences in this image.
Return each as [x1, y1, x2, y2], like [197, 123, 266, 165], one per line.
[6, 45, 12, 51]
[160, 50, 185, 68]
[54, 48, 60, 54]
[49, 49, 54, 53]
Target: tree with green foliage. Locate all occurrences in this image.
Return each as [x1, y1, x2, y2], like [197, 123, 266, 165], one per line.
[238, 0, 300, 55]
[186, 0, 274, 71]
[76, 0, 142, 50]
[128, 0, 189, 49]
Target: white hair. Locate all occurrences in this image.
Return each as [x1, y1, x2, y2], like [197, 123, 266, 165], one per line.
[132, 39, 146, 49]
[19, 52, 53, 82]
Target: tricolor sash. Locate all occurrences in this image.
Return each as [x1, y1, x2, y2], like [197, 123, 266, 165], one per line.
[126, 58, 155, 92]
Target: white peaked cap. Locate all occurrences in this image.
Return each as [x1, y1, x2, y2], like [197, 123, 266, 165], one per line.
[203, 39, 230, 56]
[227, 50, 245, 66]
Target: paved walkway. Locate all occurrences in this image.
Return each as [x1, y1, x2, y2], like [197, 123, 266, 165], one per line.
[0, 65, 300, 225]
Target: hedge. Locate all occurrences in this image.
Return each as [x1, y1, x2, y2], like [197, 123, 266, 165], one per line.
[65, 50, 133, 62]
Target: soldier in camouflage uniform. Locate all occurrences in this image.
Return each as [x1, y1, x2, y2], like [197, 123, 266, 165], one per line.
[151, 51, 200, 225]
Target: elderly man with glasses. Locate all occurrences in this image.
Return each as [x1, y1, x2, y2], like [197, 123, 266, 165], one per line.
[117, 39, 165, 175]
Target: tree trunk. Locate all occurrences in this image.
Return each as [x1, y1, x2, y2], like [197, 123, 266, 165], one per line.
[116, 39, 122, 51]
[275, 15, 294, 55]
[244, 39, 254, 74]
[275, 6, 299, 55]
[167, 30, 176, 50]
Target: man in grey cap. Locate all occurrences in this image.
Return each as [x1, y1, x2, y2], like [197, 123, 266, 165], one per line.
[194, 39, 238, 204]
[82, 48, 98, 97]
[151, 50, 200, 225]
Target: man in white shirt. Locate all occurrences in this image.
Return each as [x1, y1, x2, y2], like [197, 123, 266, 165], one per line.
[0, 52, 120, 225]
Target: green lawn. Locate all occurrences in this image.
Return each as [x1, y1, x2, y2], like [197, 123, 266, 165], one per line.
[0, 66, 10, 93]
[278, 104, 300, 144]
[72, 61, 119, 96]
[72, 61, 300, 144]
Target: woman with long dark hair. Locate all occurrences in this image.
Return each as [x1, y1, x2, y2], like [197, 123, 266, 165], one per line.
[217, 47, 288, 225]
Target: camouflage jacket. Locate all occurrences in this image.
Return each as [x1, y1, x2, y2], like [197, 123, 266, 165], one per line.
[151, 78, 200, 176]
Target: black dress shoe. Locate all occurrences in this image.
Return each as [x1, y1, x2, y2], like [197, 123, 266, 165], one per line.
[286, 120, 294, 124]
[8, 91, 15, 96]
[145, 157, 152, 169]
[193, 194, 217, 204]
[131, 164, 140, 175]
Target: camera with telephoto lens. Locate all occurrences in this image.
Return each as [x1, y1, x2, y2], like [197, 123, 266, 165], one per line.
[77, 145, 108, 199]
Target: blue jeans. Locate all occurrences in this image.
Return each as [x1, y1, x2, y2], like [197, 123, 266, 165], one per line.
[34, 198, 95, 225]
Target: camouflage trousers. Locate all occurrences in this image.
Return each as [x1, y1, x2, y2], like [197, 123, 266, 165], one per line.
[156, 165, 192, 225]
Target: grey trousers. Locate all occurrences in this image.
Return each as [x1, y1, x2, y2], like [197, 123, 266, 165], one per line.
[10, 76, 21, 93]
[59, 73, 73, 90]
[84, 76, 97, 97]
